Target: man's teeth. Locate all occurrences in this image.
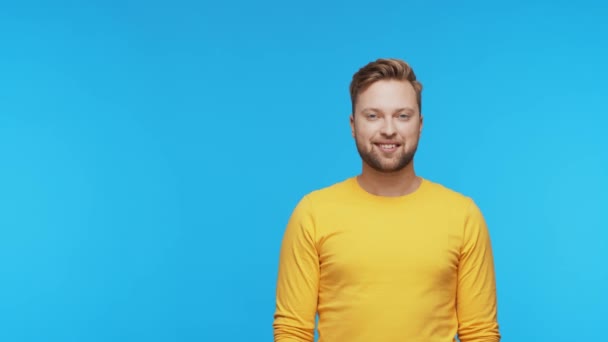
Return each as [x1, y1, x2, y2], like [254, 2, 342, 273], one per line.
[380, 144, 396, 148]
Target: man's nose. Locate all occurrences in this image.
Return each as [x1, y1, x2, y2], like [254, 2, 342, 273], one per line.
[380, 118, 396, 136]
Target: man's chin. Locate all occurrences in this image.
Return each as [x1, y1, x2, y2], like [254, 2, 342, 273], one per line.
[356, 147, 415, 173]
[366, 160, 412, 173]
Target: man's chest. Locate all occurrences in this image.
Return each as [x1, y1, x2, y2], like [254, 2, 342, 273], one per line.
[316, 213, 462, 289]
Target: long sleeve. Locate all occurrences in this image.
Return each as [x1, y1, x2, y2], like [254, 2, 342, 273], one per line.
[456, 199, 501, 342]
[273, 196, 319, 342]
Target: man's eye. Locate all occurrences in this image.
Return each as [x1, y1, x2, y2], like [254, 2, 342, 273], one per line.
[399, 114, 410, 119]
[367, 113, 378, 119]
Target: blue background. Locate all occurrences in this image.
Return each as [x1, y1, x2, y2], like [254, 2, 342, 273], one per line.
[1, 1, 607, 341]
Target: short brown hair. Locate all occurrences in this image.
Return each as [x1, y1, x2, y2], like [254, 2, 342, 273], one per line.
[349, 58, 423, 114]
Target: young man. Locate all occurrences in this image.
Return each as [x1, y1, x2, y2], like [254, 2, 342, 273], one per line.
[273, 58, 501, 342]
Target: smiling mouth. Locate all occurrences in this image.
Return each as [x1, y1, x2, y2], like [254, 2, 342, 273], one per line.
[374, 143, 401, 152]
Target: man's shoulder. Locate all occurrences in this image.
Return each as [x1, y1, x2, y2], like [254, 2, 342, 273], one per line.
[302, 176, 355, 203]
[422, 177, 475, 209]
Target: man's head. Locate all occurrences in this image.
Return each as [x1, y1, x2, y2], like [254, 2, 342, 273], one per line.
[349, 58, 424, 173]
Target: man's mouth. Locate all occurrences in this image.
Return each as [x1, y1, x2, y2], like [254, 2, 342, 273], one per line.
[374, 143, 400, 152]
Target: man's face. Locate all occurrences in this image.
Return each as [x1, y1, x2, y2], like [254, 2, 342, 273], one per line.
[350, 80, 423, 173]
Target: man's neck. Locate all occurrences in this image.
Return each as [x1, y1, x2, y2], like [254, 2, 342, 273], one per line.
[356, 163, 421, 197]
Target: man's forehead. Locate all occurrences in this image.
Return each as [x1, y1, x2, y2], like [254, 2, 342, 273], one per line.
[359, 106, 417, 113]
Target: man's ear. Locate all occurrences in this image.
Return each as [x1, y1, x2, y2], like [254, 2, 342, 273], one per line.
[350, 114, 355, 138]
[419, 114, 424, 135]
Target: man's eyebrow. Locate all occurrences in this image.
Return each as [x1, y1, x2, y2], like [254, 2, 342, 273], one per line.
[394, 107, 416, 113]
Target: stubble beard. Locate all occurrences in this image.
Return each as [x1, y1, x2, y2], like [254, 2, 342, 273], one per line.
[354, 137, 418, 173]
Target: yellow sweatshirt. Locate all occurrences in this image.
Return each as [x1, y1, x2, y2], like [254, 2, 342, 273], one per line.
[273, 177, 500, 342]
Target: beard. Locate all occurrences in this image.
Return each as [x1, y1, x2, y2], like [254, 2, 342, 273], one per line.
[354, 137, 418, 173]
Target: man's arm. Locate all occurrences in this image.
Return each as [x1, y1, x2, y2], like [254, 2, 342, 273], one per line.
[456, 199, 501, 342]
[273, 195, 319, 342]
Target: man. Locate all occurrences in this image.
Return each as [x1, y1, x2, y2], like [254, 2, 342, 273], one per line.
[273, 58, 500, 342]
